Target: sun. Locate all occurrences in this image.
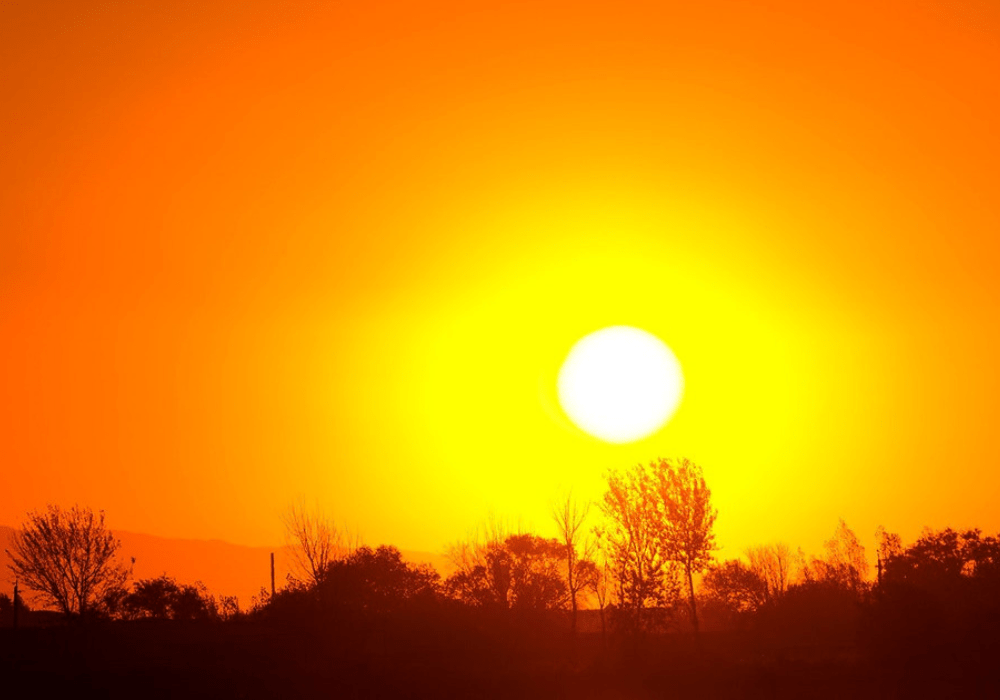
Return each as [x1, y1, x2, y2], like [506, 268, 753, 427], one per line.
[557, 326, 684, 443]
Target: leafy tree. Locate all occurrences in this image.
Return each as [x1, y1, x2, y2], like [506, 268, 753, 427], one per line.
[703, 560, 769, 613]
[596, 462, 677, 632]
[126, 576, 175, 619]
[875, 525, 903, 583]
[879, 527, 1000, 605]
[596, 458, 717, 635]
[122, 575, 218, 621]
[314, 545, 439, 619]
[260, 545, 439, 628]
[651, 457, 717, 635]
[171, 582, 218, 620]
[505, 534, 569, 612]
[445, 533, 567, 613]
[6, 505, 131, 618]
[702, 559, 769, 628]
[444, 521, 514, 609]
[884, 528, 981, 581]
[862, 528, 1000, 652]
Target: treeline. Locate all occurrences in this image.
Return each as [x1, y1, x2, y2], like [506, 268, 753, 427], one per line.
[4, 457, 1000, 697]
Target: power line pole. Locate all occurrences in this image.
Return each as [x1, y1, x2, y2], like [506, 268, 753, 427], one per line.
[270, 552, 276, 597]
[13, 578, 19, 630]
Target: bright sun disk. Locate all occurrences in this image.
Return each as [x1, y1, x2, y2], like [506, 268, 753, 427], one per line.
[557, 326, 683, 443]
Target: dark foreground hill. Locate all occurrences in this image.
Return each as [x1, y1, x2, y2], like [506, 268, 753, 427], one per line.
[2, 618, 997, 700]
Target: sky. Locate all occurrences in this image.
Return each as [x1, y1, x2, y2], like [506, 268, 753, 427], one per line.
[2, 0, 999, 561]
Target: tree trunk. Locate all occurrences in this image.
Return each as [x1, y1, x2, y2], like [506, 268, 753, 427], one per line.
[568, 543, 577, 634]
[571, 591, 578, 634]
[598, 602, 606, 648]
[686, 563, 699, 637]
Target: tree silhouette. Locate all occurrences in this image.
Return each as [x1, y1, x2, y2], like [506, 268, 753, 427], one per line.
[875, 525, 903, 583]
[884, 528, 981, 581]
[879, 527, 1000, 609]
[596, 458, 717, 635]
[746, 542, 793, 601]
[282, 501, 357, 586]
[806, 519, 868, 593]
[552, 492, 597, 633]
[6, 505, 131, 618]
[444, 520, 513, 610]
[596, 462, 677, 632]
[702, 559, 769, 620]
[445, 533, 567, 613]
[320, 545, 440, 616]
[121, 575, 218, 621]
[651, 458, 717, 635]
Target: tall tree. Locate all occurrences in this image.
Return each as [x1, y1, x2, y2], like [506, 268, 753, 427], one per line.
[552, 492, 596, 633]
[6, 505, 131, 618]
[596, 462, 677, 632]
[651, 457, 717, 636]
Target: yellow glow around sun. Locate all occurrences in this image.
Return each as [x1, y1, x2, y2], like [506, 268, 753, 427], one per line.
[557, 326, 684, 443]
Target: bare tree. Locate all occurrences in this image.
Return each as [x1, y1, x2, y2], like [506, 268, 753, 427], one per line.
[552, 492, 596, 633]
[824, 518, 869, 591]
[746, 542, 792, 601]
[6, 505, 131, 618]
[444, 514, 515, 581]
[651, 457, 717, 637]
[282, 501, 357, 586]
[804, 519, 869, 593]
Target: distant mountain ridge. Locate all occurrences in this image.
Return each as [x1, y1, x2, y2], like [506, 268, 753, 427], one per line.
[0, 525, 451, 610]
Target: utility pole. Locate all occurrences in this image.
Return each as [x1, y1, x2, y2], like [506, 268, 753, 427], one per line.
[270, 552, 276, 597]
[13, 578, 19, 630]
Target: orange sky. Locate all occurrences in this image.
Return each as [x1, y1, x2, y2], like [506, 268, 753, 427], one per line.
[2, 0, 999, 562]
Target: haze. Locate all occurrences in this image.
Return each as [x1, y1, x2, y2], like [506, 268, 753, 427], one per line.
[2, 0, 998, 560]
